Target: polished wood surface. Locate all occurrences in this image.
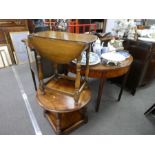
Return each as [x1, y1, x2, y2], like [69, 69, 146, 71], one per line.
[28, 31, 97, 64]
[29, 35, 86, 64]
[44, 107, 88, 134]
[37, 79, 91, 134]
[36, 80, 91, 112]
[69, 56, 133, 112]
[69, 56, 133, 78]
[32, 31, 97, 43]
[29, 31, 96, 134]
[88, 56, 133, 78]
[29, 31, 96, 99]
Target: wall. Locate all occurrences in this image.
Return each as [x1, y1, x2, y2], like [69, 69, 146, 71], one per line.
[105, 19, 117, 33]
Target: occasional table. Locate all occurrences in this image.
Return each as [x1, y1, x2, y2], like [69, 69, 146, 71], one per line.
[69, 56, 133, 112]
[28, 31, 97, 134]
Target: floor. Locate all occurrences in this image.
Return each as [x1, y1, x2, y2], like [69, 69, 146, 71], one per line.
[0, 63, 155, 135]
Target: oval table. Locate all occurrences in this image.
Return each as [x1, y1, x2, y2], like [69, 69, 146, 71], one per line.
[69, 56, 133, 112]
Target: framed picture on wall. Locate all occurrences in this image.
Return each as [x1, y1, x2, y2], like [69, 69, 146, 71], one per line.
[10, 31, 29, 64]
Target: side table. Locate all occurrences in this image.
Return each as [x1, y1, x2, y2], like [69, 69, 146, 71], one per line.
[69, 56, 133, 112]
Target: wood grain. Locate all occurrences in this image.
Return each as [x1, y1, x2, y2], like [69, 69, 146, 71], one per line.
[44, 108, 87, 134]
[28, 31, 97, 64]
[32, 30, 97, 43]
[68, 56, 133, 112]
[29, 31, 97, 134]
[69, 56, 133, 78]
[36, 80, 91, 113]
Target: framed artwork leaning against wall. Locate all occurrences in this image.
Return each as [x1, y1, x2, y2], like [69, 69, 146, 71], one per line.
[10, 31, 30, 64]
[0, 44, 12, 68]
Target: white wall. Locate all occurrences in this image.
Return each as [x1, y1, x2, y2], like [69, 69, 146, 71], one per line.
[105, 19, 117, 33]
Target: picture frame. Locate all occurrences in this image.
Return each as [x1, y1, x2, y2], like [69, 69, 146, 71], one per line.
[9, 31, 30, 64]
[0, 44, 12, 68]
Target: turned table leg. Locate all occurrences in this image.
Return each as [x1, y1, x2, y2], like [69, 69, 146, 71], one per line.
[56, 113, 61, 135]
[95, 78, 106, 112]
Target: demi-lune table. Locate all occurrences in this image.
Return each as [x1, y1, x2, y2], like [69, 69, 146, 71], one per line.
[69, 56, 133, 112]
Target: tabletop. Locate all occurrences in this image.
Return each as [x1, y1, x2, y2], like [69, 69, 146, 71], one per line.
[32, 31, 97, 44]
[69, 56, 133, 78]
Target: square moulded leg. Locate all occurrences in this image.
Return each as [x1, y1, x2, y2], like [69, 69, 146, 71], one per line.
[44, 107, 88, 135]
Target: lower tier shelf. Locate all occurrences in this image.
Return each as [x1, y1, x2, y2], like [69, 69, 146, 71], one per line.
[44, 107, 88, 134]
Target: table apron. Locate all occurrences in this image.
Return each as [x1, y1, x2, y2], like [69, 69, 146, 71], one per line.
[69, 66, 130, 79]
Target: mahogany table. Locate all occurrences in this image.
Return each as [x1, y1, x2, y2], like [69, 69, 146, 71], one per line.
[69, 56, 133, 112]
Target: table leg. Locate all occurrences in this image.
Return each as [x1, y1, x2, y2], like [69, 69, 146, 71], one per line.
[95, 78, 106, 112]
[144, 103, 155, 116]
[117, 71, 129, 101]
[31, 69, 37, 91]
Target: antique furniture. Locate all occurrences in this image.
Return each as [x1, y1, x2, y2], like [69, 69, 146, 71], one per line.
[123, 39, 155, 95]
[28, 31, 97, 134]
[67, 19, 106, 33]
[78, 19, 106, 33]
[144, 103, 155, 116]
[0, 44, 12, 68]
[0, 19, 28, 64]
[69, 55, 133, 112]
[22, 37, 70, 91]
[67, 23, 97, 33]
[23, 26, 66, 91]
